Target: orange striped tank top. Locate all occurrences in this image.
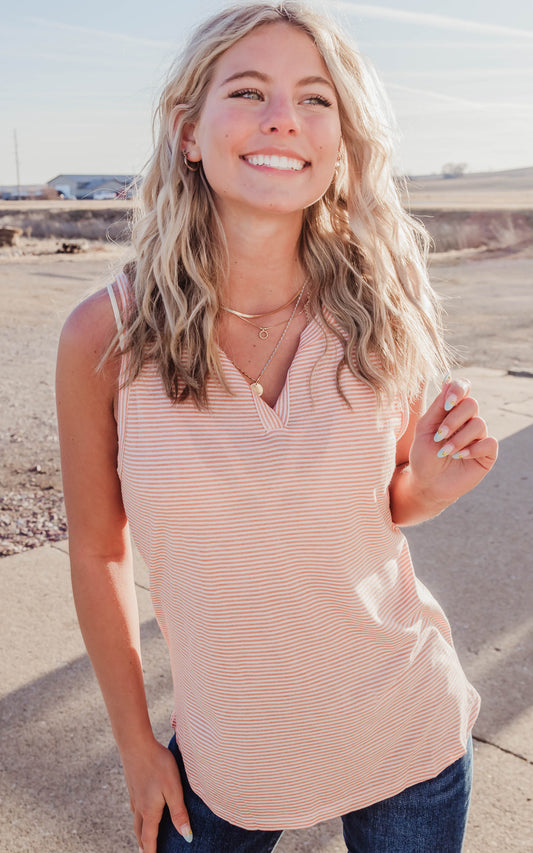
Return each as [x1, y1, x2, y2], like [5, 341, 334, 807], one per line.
[108, 274, 479, 830]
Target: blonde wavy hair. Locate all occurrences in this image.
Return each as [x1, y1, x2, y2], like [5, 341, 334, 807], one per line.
[116, 1, 448, 408]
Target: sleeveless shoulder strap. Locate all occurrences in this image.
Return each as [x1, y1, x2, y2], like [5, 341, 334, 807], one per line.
[107, 280, 123, 336]
[106, 273, 132, 478]
[106, 273, 132, 348]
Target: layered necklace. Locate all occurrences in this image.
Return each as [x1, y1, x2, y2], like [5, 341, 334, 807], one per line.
[222, 303, 309, 341]
[222, 288, 305, 340]
[221, 281, 308, 398]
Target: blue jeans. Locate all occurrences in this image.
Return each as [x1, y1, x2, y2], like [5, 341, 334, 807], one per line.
[157, 735, 473, 852]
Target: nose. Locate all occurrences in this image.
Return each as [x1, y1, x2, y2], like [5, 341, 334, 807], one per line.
[259, 95, 300, 136]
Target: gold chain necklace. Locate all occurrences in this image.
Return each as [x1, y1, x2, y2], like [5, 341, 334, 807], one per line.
[221, 286, 303, 321]
[228, 302, 309, 340]
[226, 282, 307, 397]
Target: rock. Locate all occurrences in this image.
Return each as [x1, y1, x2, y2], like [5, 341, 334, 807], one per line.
[56, 240, 88, 254]
[0, 226, 23, 247]
[507, 368, 533, 379]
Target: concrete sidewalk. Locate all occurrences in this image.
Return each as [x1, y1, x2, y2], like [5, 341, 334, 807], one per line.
[1, 367, 532, 852]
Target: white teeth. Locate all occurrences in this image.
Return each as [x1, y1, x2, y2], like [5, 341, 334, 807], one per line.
[244, 154, 306, 171]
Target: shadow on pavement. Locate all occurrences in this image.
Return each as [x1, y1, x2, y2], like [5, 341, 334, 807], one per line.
[405, 423, 533, 758]
[0, 617, 172, 852]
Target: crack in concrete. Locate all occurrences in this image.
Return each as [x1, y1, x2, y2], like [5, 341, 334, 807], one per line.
[473, 734, 532, 765]
[50, 542, 69, 556]
[500, 406, 533, 418]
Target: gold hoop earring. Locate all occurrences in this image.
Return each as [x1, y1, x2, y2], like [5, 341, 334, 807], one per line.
[183, 150, 200, 172]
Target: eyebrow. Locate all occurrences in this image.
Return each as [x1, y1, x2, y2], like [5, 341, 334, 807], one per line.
[220, 70, 335, 91]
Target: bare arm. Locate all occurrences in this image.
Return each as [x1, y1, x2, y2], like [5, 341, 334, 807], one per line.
[389, 377, 498, 526]
[56, 289, 193, 850]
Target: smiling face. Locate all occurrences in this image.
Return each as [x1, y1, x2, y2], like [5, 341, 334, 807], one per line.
[184, 22, 342, 224]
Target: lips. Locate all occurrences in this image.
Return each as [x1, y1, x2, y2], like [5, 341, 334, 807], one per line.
[241, 153, 309, 171]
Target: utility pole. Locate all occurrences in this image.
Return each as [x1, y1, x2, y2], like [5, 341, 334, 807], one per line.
[14, 129, 21, 199]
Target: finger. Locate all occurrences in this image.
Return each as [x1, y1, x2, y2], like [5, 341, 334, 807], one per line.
[434, 416, 487, 459]
[443, 377, 471, 412]
[419, 378, 472, 432]
[168, 802, 194, 843]
[433, 397, 479, 443]
[453, 436, 499, 465]
[161, 752, 193, 842]
[133, 811, 143, 848]
[140, 813, 160, 853]
[140, 804, 194, 851]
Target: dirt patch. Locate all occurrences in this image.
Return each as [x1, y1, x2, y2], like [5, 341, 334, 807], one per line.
[0, 247, 125, 556]
[429, 246, 533, 372]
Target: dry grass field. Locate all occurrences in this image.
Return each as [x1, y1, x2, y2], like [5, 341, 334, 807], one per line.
[403, 166, 533, 210]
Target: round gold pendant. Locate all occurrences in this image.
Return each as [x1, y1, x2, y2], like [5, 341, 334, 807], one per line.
[258, 328, 269, 340]
[251, 381, 263, 397]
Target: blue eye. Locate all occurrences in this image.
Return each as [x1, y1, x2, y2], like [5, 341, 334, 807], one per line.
[229, 88, 263, 100]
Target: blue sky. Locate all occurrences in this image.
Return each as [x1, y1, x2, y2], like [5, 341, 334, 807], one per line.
[2, 0, 533, 183]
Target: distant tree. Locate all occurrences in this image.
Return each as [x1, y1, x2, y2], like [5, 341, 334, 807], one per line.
[442, 162, 468, 179]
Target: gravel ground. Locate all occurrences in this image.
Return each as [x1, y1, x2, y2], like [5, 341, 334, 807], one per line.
[0, 240, 125, 555]
[0, 240, 531, 556]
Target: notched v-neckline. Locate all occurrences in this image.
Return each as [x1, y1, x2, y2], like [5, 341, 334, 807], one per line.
[218, 316, 322, 431]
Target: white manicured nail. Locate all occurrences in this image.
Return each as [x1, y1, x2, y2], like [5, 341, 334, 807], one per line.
[437, 442, 454, 458]
[452, 449, 470, 459]
[179, 824, 193, 843]
[434, 425, 450, 442]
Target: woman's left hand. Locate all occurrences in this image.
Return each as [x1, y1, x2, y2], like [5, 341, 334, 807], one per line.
[408, 377, 499, 509]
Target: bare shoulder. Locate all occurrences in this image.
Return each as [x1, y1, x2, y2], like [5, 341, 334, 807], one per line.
[60, 285, 117, 355]
[57, 284, 130, 554]
[58, 285, 121, 399]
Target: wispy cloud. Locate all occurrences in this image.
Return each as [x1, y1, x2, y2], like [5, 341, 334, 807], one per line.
[360, 39, 533, 49]
[387, 84, 485, 110]
[0, 45, 152, 72]
[24, 16, 174, 49]
[384, 68, 533, 81]
[388, 84, 533, 115]
[331, 3, 533, 40]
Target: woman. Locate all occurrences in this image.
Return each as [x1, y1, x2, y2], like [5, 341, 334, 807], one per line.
[56, 4, 498, 852]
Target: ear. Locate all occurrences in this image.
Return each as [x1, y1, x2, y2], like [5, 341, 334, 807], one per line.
[181, 120, 202, 163]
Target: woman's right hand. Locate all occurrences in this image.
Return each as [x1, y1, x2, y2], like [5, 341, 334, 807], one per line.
[121, 737, 193, 851]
